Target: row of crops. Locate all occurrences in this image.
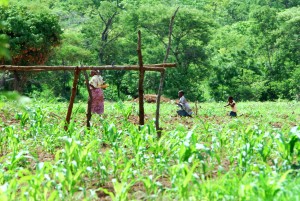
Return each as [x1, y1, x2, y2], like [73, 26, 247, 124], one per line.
[0, 99, 299, 200]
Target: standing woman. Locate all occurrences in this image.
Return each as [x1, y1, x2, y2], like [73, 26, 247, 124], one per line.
[89, 70, 105, 114]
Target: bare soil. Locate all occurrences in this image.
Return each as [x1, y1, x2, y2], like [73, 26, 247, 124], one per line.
[134, 94, 171, 103]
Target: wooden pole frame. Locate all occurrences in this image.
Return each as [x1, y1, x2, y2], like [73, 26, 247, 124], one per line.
[1, 32, 177, 133]
[0, 63, 175, 132]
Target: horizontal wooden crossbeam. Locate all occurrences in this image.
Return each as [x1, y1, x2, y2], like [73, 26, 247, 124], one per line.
[0, 63, 176, 72]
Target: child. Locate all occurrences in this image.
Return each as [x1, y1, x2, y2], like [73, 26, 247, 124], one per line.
[176, 90, 193, 117]
[224, 96, 237, 117]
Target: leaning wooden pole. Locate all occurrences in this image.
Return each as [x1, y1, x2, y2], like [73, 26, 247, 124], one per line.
[83, 70, 92, 129]
[137, 30, 145, 127]
[64, 67, 80, 131]
[155, 7, 179, 138]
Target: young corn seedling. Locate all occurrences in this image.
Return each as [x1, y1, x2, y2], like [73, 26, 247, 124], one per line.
[101, 120, 122, 146]
[170, 162, 199, 200]
[99, 161, 136, 201]
[140, 175, 164, 198]
[271, 127, 300, 170]
[0, 126, 9, 155]
[54, 136, 97, 197]
[94, 159, 109, 186]
[15, 112, 29, 128]
[29, 107, 45, 128]
[3, 150, 36, 173]
[4, 126, 21, 153]
[254, 132, 273, 163]
[114, 101, 133, 120]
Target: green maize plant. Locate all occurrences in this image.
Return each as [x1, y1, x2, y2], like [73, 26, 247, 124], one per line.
[114, 101, 134, 120]
[10, 164, 55, 201]
[0, 126, 9, 155]
[41, 132, 62, 154]
[28, 107, 45, 128]
[271, 127, 300, 170]
[140, 174, 164, 199]
[127, 126, 143, 155]
[15, 112, 29, 128]
[238, 170, 293, 200]
[237, 142, 253, 175]
[52, 136, 97, 197]
[169, 162, 199, 200]
[253, 131, 273, 163]
[65, 120, 76, 136]
[99, 161, 136, 201]
[178, 129, 211, 176]
[3, 126, 21, 153]
[1, 99, 299, 200]
[101, 120, 123, 145]
[288, 126, 300, 163]
[94, 158, 109, 186]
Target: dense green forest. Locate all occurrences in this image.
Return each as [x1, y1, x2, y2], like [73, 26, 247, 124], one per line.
[1, 0, 299, 102]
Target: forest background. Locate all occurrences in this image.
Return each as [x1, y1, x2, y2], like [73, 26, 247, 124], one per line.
[0, 0, 299, 102]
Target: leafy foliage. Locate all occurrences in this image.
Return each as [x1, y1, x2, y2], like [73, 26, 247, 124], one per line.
[1, 0, 300, 101]
[0, 0, 9, 59]
[0, 5, 62, 65]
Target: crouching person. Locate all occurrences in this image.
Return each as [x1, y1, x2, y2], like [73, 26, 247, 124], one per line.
[176, 90, 193, 117]
[224, 96, 237, 117]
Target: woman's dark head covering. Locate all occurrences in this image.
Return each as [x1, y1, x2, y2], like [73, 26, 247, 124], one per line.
[91, 70, 98, 76]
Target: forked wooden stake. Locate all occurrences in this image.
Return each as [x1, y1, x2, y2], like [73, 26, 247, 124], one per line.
[64, 67, 80, 131]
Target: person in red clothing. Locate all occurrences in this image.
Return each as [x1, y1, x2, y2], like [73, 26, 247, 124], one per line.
[89, 70, 105, 114]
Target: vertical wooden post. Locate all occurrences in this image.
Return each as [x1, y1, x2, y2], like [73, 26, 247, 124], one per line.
[83, 70, 92, 129]
[155, 69, 165, 138]
[155, 7, 179, 138]
[137, 30, 145, 126]
[64, 67, 80, 131]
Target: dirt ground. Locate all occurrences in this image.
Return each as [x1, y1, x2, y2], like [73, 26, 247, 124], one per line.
[133, 94, 171, 103]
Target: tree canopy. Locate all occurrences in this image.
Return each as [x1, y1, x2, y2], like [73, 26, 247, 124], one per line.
[0, 5, 62, 65]
[0, 0, 9, 59]
[1, 0, 300, 101]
